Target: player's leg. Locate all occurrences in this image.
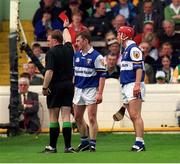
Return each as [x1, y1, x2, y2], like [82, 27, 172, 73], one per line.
[74, 105, 89, 152]
[127, 99, 145, 152]
[87, 103, 98, 152]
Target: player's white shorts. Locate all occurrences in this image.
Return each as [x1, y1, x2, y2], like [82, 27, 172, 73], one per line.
[73, 87, 97, 105]
[121, 82, 145, 104]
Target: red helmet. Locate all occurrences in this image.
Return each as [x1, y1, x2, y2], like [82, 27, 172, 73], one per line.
[118, 26, 134, 39]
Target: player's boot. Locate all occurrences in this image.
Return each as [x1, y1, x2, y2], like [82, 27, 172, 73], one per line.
[64, 147, 76, 153]
[131, 141, 145, 152]
[89, 145, 96, 152]
[75, 143, 89, 152]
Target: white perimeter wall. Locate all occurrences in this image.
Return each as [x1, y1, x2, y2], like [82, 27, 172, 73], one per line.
[0, 79, 180, 129]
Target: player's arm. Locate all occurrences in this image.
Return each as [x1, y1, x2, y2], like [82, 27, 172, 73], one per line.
[97, 76, 105, 100]
[98, 77, 105, 95]
[130, 47, 144, 97]
[133, 68, 143, 97]
[96, 76, 105, 104]
[95, 55, 106, 104]
[135, 68, 143, 83]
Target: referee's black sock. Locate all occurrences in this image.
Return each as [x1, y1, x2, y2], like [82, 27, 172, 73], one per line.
[62, 122, 72, 148]
[49, 122, 60, 149]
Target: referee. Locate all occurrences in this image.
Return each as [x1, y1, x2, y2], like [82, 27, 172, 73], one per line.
[42, 20, 75, 153]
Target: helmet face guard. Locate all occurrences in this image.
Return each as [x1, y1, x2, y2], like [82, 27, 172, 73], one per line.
[118, 26, 134, 43]
[119, 32, 129, 42]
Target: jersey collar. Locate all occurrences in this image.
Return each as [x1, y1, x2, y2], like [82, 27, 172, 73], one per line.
[80, 47, 94, 56]
[124, 40, 136, 49]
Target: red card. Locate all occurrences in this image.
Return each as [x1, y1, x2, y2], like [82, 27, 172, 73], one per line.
[59, 11, 68, 22]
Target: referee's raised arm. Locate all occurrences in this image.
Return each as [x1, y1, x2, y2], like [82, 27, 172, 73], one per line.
[63, 19, 72, 43]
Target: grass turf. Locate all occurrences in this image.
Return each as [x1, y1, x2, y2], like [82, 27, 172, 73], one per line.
[0, 133, 180, 163]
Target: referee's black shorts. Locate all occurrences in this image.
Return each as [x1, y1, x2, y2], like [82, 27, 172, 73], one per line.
[47, 81, 74, 109]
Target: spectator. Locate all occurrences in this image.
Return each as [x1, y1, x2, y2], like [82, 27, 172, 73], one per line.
[20, 72, 31, 81]
[85, 0, 114, 19]
[172, 64, 180, 83]
[78, 0, 93, 18]
[142, 32, 160, 61]
[64, 0, 89, 23]
[164, 0, 180, 30]
[136, 0, 165, 17]
[105, 38, 122, 67]
[32, 0, 62, 28]
[31, 43, 46, 67]
[107, 39, 121, 55]
[156, 42, 180, 70]
[112, 0, 136, 25]
[105, 51, 120, 79]
[158, 55, 174, 83]
[134, 0, 163, 34]
[105, 30, 117, 43]
[134, 21, 154, 45]
[155, 70, 166, 84]
[34, 9, 63, 41]
[139, 41, 155, 83]
[85, 1, 112, 41]
[18, 77, 40, 133]
[160, 0, 172, 7]
[27, 61, 44, 85]
[159, 19, 180, 53]
[113, 14, 127, 33]
[55, 0, 62, 8]
[102, 30, 117, 55]
[68, 12, 88, 51]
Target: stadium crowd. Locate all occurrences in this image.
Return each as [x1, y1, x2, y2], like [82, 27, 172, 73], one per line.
[25, 0, 180, 85]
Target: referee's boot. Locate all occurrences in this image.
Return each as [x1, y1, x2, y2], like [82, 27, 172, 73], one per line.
[41, 145, 57, 153]
[75, 143, 89, 152]
[131, 141, 145, 152]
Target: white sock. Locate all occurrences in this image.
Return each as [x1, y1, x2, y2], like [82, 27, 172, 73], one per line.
[136, 137, 144, 144]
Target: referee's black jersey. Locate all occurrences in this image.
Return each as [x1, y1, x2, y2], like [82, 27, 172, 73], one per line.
[45, 42, 74, 83]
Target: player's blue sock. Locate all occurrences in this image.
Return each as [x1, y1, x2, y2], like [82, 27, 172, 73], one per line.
[134, 141, 143, 148]
[81, 136, 89, 145]
[90, 139, 96, 148]
[136, 137, 145, 145]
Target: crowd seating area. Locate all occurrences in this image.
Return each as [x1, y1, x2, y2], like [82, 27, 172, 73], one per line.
[0, 0, 180, 85]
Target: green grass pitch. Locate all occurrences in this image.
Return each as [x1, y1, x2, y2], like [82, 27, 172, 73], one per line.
[0, 133, 180, 163]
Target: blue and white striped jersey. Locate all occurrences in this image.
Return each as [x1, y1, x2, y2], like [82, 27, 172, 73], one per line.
[120, 40, 145, 85]
[74, 47, 106, 89]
